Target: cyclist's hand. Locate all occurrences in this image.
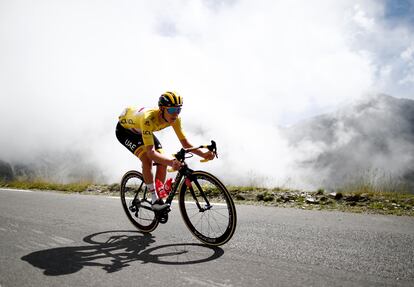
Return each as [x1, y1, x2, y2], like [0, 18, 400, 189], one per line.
[203, 151, 215, 161]
[171, 159, 183, 171]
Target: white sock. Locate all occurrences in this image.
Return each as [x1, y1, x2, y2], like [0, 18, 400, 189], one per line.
[151, 192, 159, 204]
[147, 183, 158, 204]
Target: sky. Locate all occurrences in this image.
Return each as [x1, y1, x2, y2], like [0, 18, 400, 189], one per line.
[0, 0, 413, 187]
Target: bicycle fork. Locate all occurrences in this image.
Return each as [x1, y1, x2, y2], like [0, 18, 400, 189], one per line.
[185, 177, 212, 212]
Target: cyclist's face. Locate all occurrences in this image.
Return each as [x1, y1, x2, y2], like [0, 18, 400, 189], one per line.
[163, 106, 181, 123]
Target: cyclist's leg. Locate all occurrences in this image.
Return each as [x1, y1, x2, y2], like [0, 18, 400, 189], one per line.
[115, 122, 150, 181]
[154, 155, 167, 184]
[140, 137, 170, 212]
[116, 124, 167, 209]
[151, 135, 167, 184]
[138, 154, 161, 207]
[116, 122, 156, 201]
[139, 153, 154, 187]
[136, 134, 164, 183]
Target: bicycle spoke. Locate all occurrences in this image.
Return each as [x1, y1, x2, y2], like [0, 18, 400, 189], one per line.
[186, 197, 228, 240]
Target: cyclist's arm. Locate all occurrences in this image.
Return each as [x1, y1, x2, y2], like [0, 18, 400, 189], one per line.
[180, 139, 215, 160]
[172, 118, 214, 160]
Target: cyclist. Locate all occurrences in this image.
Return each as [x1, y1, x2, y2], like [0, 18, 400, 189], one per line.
[116, 91, 215, 211]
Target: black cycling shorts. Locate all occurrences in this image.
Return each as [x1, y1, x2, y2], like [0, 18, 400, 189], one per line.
[115, 122, 162, 158]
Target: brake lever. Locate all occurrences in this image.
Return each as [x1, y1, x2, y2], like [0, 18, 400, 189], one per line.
[200, 140, 218, 162]
[209, 140, 218, 158]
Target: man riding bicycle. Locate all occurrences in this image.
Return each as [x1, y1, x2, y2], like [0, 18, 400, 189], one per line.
[116, 91, 215, 210]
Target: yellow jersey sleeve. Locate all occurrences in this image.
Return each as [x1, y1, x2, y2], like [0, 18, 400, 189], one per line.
[172, 117, 186, 141]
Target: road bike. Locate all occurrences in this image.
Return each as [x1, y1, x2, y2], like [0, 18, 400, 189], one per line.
[120, 141, 237, 246]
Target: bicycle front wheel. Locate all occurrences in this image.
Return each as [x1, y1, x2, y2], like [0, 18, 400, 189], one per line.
[120, 170, 158, 232]
[179, 171, 237, 246]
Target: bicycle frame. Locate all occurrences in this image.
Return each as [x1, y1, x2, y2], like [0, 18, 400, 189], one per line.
[136, 141, 217, 214]
[164, 142, 217, 211]
[164, 166, 187, 205]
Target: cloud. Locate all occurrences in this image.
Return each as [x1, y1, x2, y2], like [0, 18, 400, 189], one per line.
[344, 1, 414, 98]
[0, 0, 413, 187]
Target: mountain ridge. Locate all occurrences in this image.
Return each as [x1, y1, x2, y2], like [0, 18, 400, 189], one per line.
[284, 94, 414, 190]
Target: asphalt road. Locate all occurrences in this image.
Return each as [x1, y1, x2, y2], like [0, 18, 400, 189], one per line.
[1, 188, 413, 287]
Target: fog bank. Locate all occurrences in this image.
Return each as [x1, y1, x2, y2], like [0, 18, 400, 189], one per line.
[1, 0, 414, 189]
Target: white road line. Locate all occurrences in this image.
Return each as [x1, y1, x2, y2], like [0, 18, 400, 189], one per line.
[117, 196, 228, 206]
[50, 235, 75, 244]
[0, 188, 33, 193]
[29, 241, 50, 249]
[183, 277, 233, 287]
[15, 244, 31, 251]
[2, 188, 228, 206]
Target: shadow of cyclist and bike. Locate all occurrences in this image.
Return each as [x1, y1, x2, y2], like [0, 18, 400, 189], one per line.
[21, 230, 224, 276]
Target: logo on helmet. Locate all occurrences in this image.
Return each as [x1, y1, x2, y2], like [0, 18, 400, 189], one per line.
[158, 91, 183, 107]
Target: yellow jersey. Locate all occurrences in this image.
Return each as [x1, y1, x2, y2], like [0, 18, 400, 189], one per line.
[118, 107, 186, 146]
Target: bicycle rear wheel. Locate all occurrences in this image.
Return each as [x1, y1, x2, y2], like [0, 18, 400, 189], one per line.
[120, 170, 158, 232]
[179, 171, 237, 246]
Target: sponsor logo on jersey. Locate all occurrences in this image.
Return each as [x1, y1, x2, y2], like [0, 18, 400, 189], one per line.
[120, 119, 134, 124]
[125, 139, 137, 151]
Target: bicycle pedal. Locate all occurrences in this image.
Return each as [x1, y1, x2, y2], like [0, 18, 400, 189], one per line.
[158, 213, 169, 224]
[155, 207, 170, 224]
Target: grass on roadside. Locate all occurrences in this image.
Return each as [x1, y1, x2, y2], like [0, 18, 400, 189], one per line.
[227, 182, 414, 216]
[0, 180, 91, 193]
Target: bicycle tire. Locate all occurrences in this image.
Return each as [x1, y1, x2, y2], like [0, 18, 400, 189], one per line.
[179, 170, 237, 246]
[120, 170, 159, 232]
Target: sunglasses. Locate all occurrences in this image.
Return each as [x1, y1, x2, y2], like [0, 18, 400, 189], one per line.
[166, 107, 182, 114]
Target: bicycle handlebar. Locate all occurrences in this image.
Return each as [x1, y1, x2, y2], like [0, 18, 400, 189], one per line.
[174, 140, 218, 162]
[167, 141, 217, 172]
